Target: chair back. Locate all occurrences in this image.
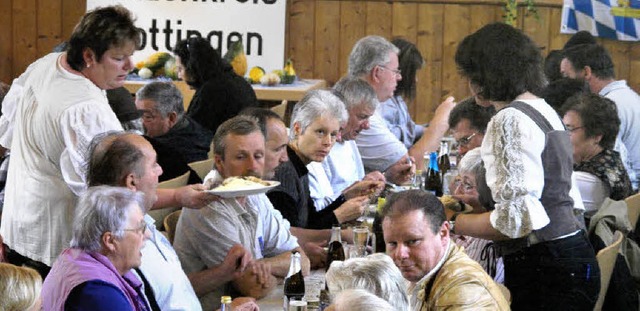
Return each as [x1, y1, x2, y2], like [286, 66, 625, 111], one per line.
[188, 158, 214, 181]
[148, 171, 190, 230]
[625, 193, 640, 229]
[271, 100, 287, 119]
[163, 210, 182, 244]
[594, 230, 624, 311]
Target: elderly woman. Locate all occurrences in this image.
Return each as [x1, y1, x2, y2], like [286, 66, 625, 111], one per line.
[0, 263, 42, 311]
[0, 5, 139, 277]
[326, 289, 395, 311]
[267, 90, 380, 229]
[42, 186, 149, 310]
[325, 253, 409, 311]
[560, 93, 632, 217]
[450, 148, 504, 283]
[173, 37, 258, 133]
[452, 23, 600, 309]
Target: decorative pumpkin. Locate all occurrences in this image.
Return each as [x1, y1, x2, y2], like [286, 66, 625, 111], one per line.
[223, 40, 248, 77]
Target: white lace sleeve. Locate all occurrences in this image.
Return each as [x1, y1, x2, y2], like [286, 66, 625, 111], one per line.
[59, 101, 122, 195]
[482, 108, 550, 238]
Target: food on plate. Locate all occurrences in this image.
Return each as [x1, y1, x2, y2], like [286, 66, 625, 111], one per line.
[440, 195, 466, 212]
[212, 176, 271, 191]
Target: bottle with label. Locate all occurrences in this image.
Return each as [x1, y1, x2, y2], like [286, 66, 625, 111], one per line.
[220, 296, 232, 311]
[438, 141, 451, 178]
[424, 151, 443, 197]
[284, 251, 305, 311]
[326, 226, 345, 269]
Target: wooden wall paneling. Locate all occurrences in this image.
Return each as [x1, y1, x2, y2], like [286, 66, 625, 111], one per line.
[288, 0, 316, 80]
[0, 0, 12, 83]
[547, 6, 567, 51]
[602, 40, 630, 84]
[365, 1, 392, 39]
[37, 0, 63, 56]
[61, 0, 86, 43]
[523, 6, 551, 55]
[469, 3, 500, 33]
[629, 44, 640, 92]
[12, 0, 37, 78]
[314, 1, 341, 86]
[391, 2, 418, 41]
[338, 1, 367, 78]
[441, 4, 470, 103]
[415, 3, 444, 124]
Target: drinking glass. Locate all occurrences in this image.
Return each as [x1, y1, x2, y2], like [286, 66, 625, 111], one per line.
[352, 226, 369, 258]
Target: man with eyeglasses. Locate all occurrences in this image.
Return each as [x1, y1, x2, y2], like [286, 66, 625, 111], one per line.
[447, 97, 495, 158]
[348, 35, 456, 184]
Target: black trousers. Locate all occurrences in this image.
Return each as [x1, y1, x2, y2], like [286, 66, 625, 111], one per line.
[4, 244, 51, 280]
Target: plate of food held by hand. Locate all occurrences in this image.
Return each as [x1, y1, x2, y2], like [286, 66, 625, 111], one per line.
[205, 176, 280, 198]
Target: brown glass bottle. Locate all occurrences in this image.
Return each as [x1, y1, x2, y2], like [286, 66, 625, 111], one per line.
[284, 251, 305, 310]
[424, 151, 443, 197]
[438, 141, 451, 178]
[326, 226, 345, 269]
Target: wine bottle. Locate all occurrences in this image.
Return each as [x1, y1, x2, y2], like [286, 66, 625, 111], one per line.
[424, 151, 443, 197]
[220, 296, 232, 311]
[372, 196, 386, 253]
[284, 251, 305, 311]
[326, 226, 345, 269]
[438, 141, 451, 178]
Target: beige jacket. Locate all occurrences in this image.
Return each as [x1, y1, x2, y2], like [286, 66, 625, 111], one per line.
[417, 244, 510, 310]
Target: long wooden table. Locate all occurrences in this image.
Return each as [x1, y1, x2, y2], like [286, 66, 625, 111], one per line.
[123, 79, 326, 111]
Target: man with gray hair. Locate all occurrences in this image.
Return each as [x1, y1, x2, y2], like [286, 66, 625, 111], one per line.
[88, 132, 249, 311]
[348, 35, 455, 184]
[174, 115, 309, 310]
[135, 82, 212, 163]
[308, 76, 385, 210]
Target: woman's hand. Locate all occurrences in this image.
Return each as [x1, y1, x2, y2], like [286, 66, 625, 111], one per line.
[333, 196, 370, 224]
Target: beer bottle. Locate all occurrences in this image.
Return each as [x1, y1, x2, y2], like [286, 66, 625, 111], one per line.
[424, 151, 443, 197]
[413, 169, 424, 189]
[284, 251, 305, 310]
[326, 226, 345, 269]
[220, 296, 232, 311]
[438, 141, 451, 178]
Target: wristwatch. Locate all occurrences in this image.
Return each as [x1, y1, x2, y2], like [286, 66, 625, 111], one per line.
[449, 212, 461, 234]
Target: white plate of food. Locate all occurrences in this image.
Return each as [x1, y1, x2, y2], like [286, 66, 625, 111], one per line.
[205, 176, 280, 198]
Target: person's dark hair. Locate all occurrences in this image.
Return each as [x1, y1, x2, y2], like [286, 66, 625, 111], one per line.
[455, 22, 546, 102]
[562, 44, 615, 80]
[447, 97, 496, 134]
[391, 38, 424, 101]
[544, 50, 564, 83]
[87, 132, 145, 187]
[239, 107, 283, 139]
[213, 115, 261, 159]
[173, 37, 232, 89]
[563, 31, 596, 50]
[540, 78, 588, 113]
[67, 5, 141, 71]
[381, 190, 445, 234]
[560, 93, 619, 150]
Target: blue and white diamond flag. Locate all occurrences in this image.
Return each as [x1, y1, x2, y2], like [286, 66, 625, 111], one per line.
[561, 0, 640, 41]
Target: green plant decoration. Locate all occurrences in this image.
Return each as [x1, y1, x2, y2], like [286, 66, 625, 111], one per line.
[503, 0, 539, 26]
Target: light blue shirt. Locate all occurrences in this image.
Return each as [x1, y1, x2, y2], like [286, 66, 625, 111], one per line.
[600, 80, 640, 190]
[380, 96, 424, 149]
[139, 215, 201, 311]
[355, 107, 408, 173]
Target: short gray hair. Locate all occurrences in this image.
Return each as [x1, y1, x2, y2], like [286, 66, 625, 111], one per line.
[71, 186, 145, 252]
[289, 89, 347, 140]
[457, 147, 494, 211]
[332, 289, 396, 311]
[325, 253, 409, 311]
[213, 115, 262, 159]
[136, 82, 184, 119]
[333, 76, 378, 111]
[348, 35, 399, 77]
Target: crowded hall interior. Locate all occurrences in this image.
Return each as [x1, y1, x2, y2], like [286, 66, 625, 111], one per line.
[2, 1, 640, 310]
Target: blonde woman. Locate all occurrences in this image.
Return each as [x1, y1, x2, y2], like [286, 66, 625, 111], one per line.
[0, 263, 42, 311]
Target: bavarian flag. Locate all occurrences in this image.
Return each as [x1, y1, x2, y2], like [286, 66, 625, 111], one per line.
[561, 0, 640, 41]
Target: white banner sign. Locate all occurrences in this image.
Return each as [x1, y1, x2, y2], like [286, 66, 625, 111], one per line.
[86, 0, 287, 74]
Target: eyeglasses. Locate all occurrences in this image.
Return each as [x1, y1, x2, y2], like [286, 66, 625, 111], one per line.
[124, 222, 148, 235]
[378, 65, 402, 77]
[452, 178, 476, 193]
[566, 126, 584, 132]
[456, 133, 477, 146]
